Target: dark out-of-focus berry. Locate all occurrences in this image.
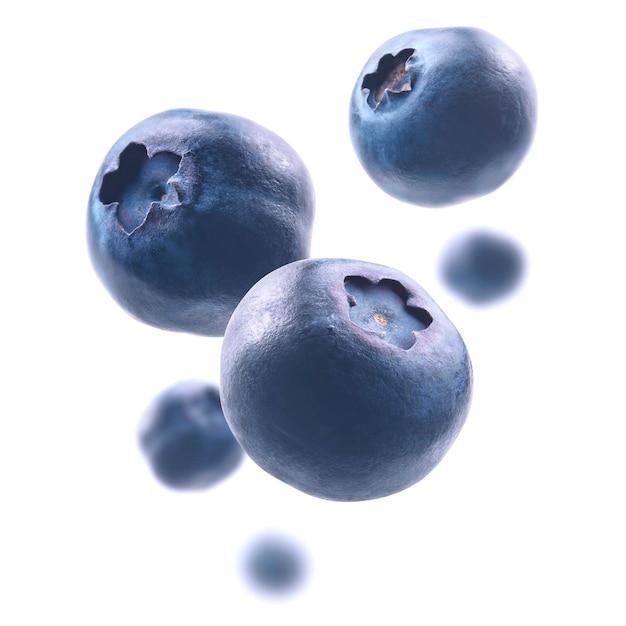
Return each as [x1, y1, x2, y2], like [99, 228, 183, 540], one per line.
[138, 380, 243, 490]
[242, 534, 307, 595]
[440, 229, 526, 304]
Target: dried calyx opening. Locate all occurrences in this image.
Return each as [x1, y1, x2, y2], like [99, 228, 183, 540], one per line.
[100, 142, 182, 233]
[344, 276, 432, 349]
[361, 48, 415, 111]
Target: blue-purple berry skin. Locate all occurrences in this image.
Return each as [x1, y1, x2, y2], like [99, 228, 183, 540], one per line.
[243, 535, 306, 594]
[349, 27, 537, 207]
[220, 258, 473, 502]
[441, 230, 526, 304]
[138, 380, 243, 491]
[87, 108, 315, 336]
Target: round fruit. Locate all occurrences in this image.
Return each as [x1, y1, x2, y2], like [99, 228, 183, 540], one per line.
[138, 380, 243, 490]
[242, 534, 306, 594]
[87, 108, 315, 336]
[440, 229, 526, 304]
[349, 27, 537, 207]
[220, 258, 473, 502]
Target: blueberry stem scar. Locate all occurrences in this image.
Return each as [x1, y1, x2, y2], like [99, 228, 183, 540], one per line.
[361, 48, 415, 110]
[345, 276, 431, 349]
[99, 142, 181, 233]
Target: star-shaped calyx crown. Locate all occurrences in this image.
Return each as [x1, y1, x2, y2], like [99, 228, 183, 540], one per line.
[345, 275, 432, 349]
[99, 142, 181, 233]
[361, 48, 415, 110]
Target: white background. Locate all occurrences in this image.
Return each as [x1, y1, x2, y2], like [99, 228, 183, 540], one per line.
[2, 2, 624, 624]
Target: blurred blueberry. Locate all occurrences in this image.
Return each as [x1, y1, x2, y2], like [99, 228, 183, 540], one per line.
[440, 230, 526, 304]
[138, 380, 243, 490]
[242, 534, 307, 594]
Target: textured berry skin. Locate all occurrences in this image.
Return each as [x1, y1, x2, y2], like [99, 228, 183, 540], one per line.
[242, 535, 306, 594]
[440, 229, 526, 304]
[220, 258, 473, 502]
[87, 108, 315, 336]
[349, 27, 537, 207]
[138, 380, 243, 490]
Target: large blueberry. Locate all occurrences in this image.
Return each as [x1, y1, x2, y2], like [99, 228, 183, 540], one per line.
[220, 258, 473, 502]
[440, 229, 526, 304]
[138, 380, 244, 490]
[349, 27, 537, 207]
[87, 108, 315, 336]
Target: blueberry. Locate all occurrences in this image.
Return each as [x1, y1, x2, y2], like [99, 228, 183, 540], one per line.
[440, 229, 526, 304]
[87, 108, 315, 336]
[349, 27, 537, 207]
[220, 258, 473, 502]
[242, 534, 306, 594]
[138, 380, 243, 490]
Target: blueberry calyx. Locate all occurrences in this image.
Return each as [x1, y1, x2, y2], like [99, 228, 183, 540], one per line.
[99, 142, 182, 233]
[361, 48, 415, 110]
[344, 275, 432, 349]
